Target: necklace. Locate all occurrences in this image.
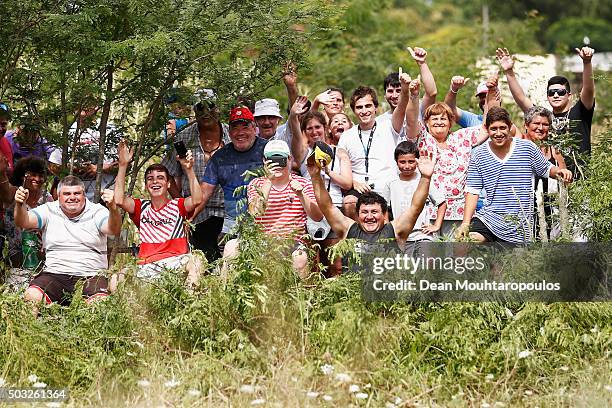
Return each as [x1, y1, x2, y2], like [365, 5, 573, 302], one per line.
[203, 140, 222, 154]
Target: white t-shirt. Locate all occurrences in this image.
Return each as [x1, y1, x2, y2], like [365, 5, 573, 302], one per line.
[338, 118, 404, 195]
[382, 173, 445, 241]
[31, 200, 110, 277]
[271, 122, 292, 145]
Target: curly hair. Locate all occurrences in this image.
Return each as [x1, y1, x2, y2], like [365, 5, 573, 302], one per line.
[10, 155, 47, 186]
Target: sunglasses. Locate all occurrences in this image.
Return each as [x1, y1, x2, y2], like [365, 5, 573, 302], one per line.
[547, 88, 568, 97]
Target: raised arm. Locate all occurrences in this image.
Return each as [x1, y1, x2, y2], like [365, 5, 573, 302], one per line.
[393, 71, 413, 134]
[576, 46, 595, 109]
[496, 48, 533, 113]
[306, 156, 353, 238]
[282, 61, 299, 108]
[392, 153, 435, 241]
[179, 150, 203, 213]
[114, 140, 135, 214]
[408, 47, 437, 111]
[13, 187, 39, 230]
[405, 76, 421, 140]
[289, 96, 310, 165]
[443, 76, 471, 123]
[100, 189, 121, 236]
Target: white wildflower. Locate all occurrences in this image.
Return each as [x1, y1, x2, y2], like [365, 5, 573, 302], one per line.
[137, 379, 151, 387]
[238, 343, 245, 350]
[524, 390, 533, 396]
[365, 383, 371, 389]
[504, 307, 514, 318]
[322, 395, 333, 401]
[126, 352, 136, 357]
[604, 385, 612, 392]
[355, 392, 368, 400]
[27, 374, 38, 383]
[306, 391, 319, 398]
[291, 377, 298, 382]
[250, 399, 265, 406]
[481, 403, 491, 408]
[349, 384, 360, 393]
[539, 327, 545, 336]
[334, 373, 351, 383]
[590, 326, 599, 333]
[240, 385, 256, 394]
[164, 378, 180, 388]
[320, 364, 334, 376]
[33, 382, 47, 388]
[188, 389, 201, 397]
[485, 374, 495, 381]
[394, 397, 402, 405]
[518, 350, 532, 359]
[559, 366, 569, 372]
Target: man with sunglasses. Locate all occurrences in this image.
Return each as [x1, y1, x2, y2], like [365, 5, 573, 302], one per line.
[162, 89, 229, 263]
[496, 47, 595, 163]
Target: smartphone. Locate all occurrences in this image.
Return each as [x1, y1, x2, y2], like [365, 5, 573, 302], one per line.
[268, 156, 287, 168]
[174, 141, 188, 158]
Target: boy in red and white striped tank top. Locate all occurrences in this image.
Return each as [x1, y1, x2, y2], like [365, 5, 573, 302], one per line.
[112, 141, 204, 288]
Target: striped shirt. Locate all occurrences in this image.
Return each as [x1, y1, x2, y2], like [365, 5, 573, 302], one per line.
[247, 175, 315, 238]
[465, 138, 553, 243]
[129, 198, 189, 264]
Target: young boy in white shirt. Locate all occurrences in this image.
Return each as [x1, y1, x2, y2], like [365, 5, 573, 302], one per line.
[383, 140, 446, 254]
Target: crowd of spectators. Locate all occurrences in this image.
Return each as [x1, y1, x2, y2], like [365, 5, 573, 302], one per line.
[0, 45, 596, 310]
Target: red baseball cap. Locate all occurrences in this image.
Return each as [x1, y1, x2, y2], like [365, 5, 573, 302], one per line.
[229, 106, 255, 124]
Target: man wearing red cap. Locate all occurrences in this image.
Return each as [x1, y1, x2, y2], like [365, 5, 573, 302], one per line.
[198, 106, 267, 237]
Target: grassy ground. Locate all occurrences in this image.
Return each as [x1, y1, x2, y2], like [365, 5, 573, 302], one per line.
[0, 223, 611, 408]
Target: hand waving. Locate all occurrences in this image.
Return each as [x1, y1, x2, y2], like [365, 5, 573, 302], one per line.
[496, 48, 514, 71]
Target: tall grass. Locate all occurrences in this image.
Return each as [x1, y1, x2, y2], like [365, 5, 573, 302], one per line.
[0, 217, 610, 406]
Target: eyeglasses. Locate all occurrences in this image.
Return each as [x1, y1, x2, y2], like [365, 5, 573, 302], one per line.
[547, 88, 568, 97]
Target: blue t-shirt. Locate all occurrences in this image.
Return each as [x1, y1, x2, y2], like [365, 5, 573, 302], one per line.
[458, 109, 483, 128]
[465, 138, 553, 243]
[202, 137, 267, 221]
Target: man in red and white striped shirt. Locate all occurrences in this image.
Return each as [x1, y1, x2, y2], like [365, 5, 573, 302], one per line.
[225, 140, 323, 279]
[112, 140, 203, 288]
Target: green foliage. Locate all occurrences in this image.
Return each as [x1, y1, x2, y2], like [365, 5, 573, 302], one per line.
[571, 129, 612, 240]
[545, 17, 612, 53]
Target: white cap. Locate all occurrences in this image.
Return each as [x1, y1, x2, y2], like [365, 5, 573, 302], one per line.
[254, 98, 283, 119]
[263, 140, 290, 158]
[475, 81, 488, 96]
[48, 148, 62, 165]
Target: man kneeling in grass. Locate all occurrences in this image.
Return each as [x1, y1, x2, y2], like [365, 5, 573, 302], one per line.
[112, 140, 203, 289]
[15, 175, 121, 315]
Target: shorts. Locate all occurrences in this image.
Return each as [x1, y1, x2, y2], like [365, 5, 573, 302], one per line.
[137, 254, 190, 280]
[29, 272, 109, 305]
[469, 218, 508, 243]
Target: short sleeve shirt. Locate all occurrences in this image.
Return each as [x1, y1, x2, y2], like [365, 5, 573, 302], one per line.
[161, 122, 230, 225]
[466, 138, 553, 242]
[338, 118, 404, 195]
[202, 137, 267, 222]
[417, 123, 482, 220]
[383, 173, 446, 241]
[247, 174, 315, 238]
[31, 200, 110, 277]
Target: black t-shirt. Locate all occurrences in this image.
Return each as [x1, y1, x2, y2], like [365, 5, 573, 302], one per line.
[552, 99, 594, 173]
[345, 222, 400, 274]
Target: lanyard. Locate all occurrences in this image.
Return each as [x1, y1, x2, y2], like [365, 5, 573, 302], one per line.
[326, 146, 337, 192]
[358, 123, 376, 180]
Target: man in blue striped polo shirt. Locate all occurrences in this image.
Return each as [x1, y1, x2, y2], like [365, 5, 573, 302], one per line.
[456, 107, 572, 243]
